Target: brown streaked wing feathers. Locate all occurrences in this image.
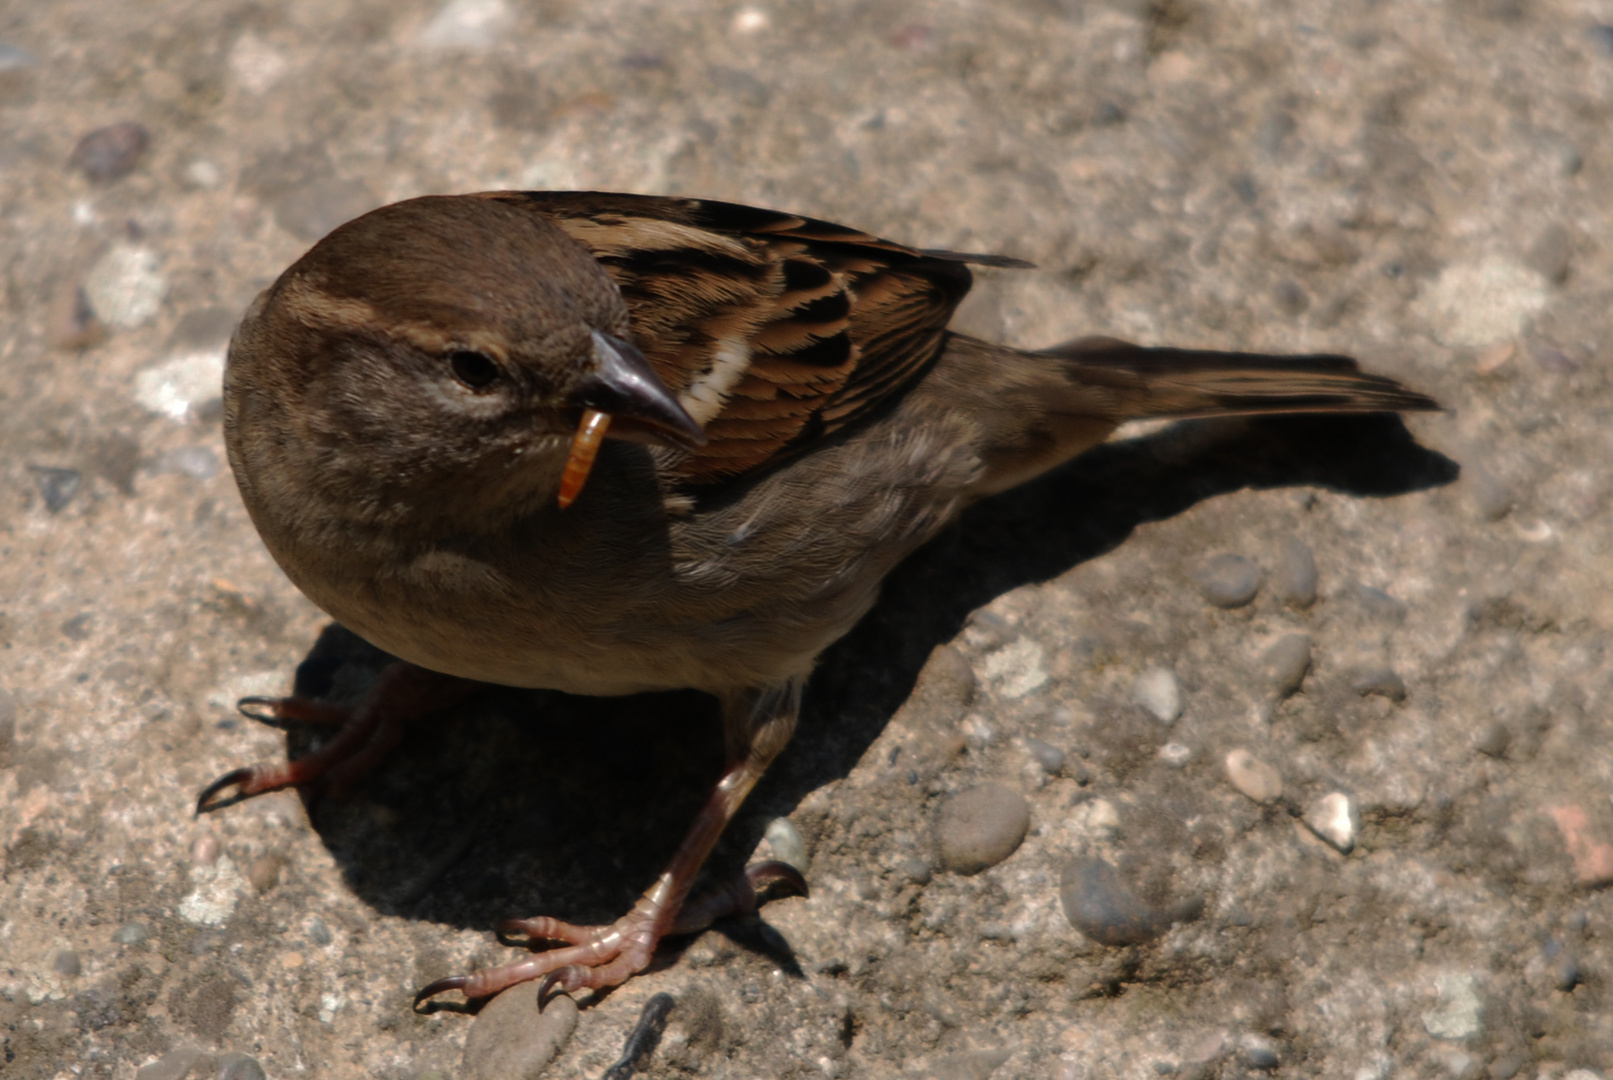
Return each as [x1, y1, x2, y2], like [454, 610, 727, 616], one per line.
[486, 191, 1007, 485]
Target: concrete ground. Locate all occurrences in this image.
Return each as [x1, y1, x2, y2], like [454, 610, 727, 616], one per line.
[1, 1, 1611, 1078]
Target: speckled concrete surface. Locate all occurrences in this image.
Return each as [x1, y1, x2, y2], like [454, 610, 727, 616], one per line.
[2, 2, 1611, 1078]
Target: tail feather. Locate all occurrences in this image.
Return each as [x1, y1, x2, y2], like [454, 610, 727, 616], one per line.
[1042, 336, 1441, 419]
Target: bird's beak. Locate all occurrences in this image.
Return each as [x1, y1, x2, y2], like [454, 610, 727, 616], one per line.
[556, 331, 706, 509]
[570, 331, 706, 451]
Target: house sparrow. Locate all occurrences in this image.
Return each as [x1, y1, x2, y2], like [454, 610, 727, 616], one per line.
[201, 191, 1437, 1007]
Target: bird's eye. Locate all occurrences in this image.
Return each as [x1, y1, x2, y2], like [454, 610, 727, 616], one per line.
[449, 350, 501, 390]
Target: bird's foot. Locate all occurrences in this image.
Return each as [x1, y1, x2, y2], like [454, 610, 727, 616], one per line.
[413, 861, 807, 1010]
[196, 662, 472, 814]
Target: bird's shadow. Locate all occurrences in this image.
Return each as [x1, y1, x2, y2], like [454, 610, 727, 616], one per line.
[274, 414, 1454, 956]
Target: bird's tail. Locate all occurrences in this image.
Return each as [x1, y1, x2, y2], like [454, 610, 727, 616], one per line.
[931, 333, 1440, 498]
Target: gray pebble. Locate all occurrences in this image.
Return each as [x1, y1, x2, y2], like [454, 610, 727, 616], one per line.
[1272, 537, 1317, 608]
[762, 816, 810, 875]
[1526, 223, 1572, 284]
[307, 917, 333, 947]
[1590, 23, 1613, 55]
[1553, 954, 1580, 992]
[1303, 792, 1358, 854]
[1350, 584, 1406, 623]
[272, 177, 380, 242]
[929, 1048, 1012, 1080]
[1195, 553, 1263, 608]
[1025, 737, 1066, 775]
[113, 922, 150, 945]
[1487, 1055, 1526, 1080]
[69, 121, 149, 182]
[1474, 721, 1510, 758]
[1351, 667, 1407, 702]
[461, 983, 579, 1080]
[135, 1047, 205, 1080]
[1240, 1033, 1280, 1070]
[30, 466, 81, 512]
[1261, 634, 1311, 698]
[937, 784, 1030, 875]
[1224, 748, 1283, 803]
[214, 1053, 268, 1080]
[900, 855, 933, 885]
[1059, 856, 1166, 946]
[53, 949, 82, 977]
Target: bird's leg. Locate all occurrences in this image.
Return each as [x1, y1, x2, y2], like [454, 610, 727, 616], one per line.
[196, 661, 475, 813]
[414, 680, 807, 1009]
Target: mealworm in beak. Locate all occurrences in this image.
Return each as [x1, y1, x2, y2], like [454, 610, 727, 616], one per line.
[557, 409, 612, 509]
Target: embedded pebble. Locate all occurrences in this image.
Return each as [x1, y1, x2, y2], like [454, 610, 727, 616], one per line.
[1414, 257, 1548, 348]
[272, 177, 379, 242]
[53, 950, 82, 977]
[1240, 1033, 1280, 1070]
[215, 1053, 268, 1080]
[135, 1046, 205, 1080]
[192, 833, 220, 866]
[1303, 792, 1358, 853]
[1351, 667, 1407, 702]
[1474, 721, 1510, 758]
[85, 243, 167, 328]
[1158, 741, 1193, 768]
[1224, 749, 1282, 803]
[134, 350, 225, 421]
[1526, 223, 1572, 284]
[247, 854, 282, 893]
[1260, 634, 1311, 698]
[1272, 537, 1317, 608]
[1195, 554, 1263, 608]
[1422, 972, 1483, 1040]
[762, 817, 810, 875]
[31, 466, 81, 512]
[1059, 856, 1167, 946]
[461, 981, 578, 1080]
[46, 281, 105, 350]
[69, 121, 149, 182]
[418, 0, 513, 50]
[1025, 737, 1066, 775]
[928, 1048, 1012, 1080]
[1350, 584, 1406, 622]
[979, 637, 1048, 698]
[307, 917, 333, 947]
[937, 784, 1030, 875]
[1132, 666, 1183, 724]
[113, 922, 150, 945]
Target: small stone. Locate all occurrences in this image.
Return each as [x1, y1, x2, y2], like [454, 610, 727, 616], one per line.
[271, 177, 379, 242]
[1350, 583, 1406, 622]
[214, 1053, 267, 1080]
[1414, 258, 1548, 348]
[980, 637, 1048, 698]
[61, 613, 93, 641]
[937, 784, 1031, 875]
[1303, 792, 1358, 853]
[1025, 738, 1066, 775]
[30, 466, 81, 512]
[1351, 668, 1407, 703]
[84, 243, 167, 328]
[134, 350, 225, 421]
[1132, 667, 1183, 724]
[1465, 462, 1515, 521]
[1195, 554, 1263, 608]
[928, 1048, 1012, 1080]
[1240, 1033, 1280, 1070]
[1059, 856, 1166, 946]
[45, 280, 105, 350]
[1552, 953, 1580, 992]
[460, 982, 578, 1080]
[1526, 223, 1571, 284]
[1158, 742, 1193, 768]
[762, 817, 810, 875]
[1224, 748, 1282, 803]
[135, 1046, 206, 1080]
[418, 0, 513, 50]
[192, 833, 220, 866]
[1474, 722, 1510, 758]
[183, 159, 223, 190]
[1474, 341, 1516, 375]
[69, 121, 149, 182]
[1272, 537, 1317, 608]
[307, 917, 333, 947]
[1422, 972, 1483, 1040]
[1487, 1055, 1525, 1080]
[113, 922, 150, 945]
[1545, 804, 1613, 887]
[246, 854, 282, 893]
[1261, 634, 1311, 698]
[53, 950, 82, 977]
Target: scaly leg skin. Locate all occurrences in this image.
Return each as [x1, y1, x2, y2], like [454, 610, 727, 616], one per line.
[196, 661, 475, 814]
[414, 680, 808, 1010]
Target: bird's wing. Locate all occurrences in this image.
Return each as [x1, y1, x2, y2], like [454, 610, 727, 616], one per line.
[487, 191, 1027, 485]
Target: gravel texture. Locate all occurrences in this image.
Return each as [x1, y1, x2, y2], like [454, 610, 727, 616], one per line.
[3, 1, 1612, 1078]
